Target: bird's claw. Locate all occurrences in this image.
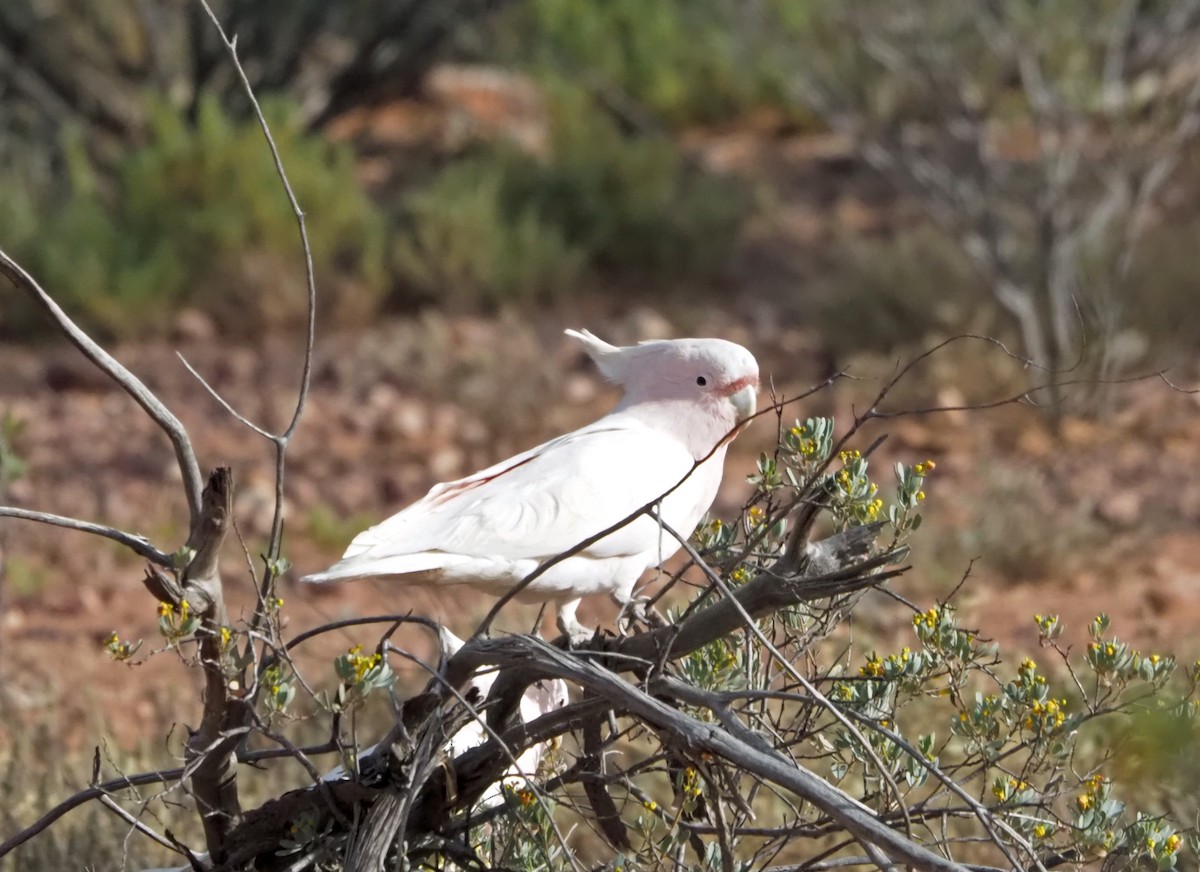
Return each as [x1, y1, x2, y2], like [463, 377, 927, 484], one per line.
[558, 616, 600, 649]
[615, 597, 667, 636]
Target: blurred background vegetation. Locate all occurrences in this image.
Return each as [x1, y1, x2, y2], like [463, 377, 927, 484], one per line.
[1, 0, 1198, 371]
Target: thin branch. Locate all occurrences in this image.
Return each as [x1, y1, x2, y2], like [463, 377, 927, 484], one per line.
[0, 249, 203, 536]
[193, 0, 317, 445]
[190, 0, 319, 628]
[97, 795, 182, 856]
[176, 352, 273, 440]
[0, 507, 171, 566]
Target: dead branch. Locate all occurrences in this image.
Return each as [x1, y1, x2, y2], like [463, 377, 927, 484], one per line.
[178, 467, 244, 863]
[0, 249, 204, 536]
[0, 507, 171, 565]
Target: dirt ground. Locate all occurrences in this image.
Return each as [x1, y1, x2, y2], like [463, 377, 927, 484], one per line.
[1, 307, 1198, 752]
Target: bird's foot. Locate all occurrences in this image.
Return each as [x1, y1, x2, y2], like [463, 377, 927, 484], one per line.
[615, 597, 667, 636]
[557, 614, 600, 648]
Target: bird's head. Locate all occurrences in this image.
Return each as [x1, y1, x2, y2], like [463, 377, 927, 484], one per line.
[566, 328, 759, 433]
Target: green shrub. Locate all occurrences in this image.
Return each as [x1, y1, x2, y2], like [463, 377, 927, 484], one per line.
[0, 96, 387, 339]
[817, 225, 989, 359]
[490, 0, 818, 127]
[392, 156, 586, 307]
[393, 79, 747, 304]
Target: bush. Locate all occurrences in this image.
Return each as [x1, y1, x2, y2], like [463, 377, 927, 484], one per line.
[488, 0, 818, 127]
[393, 79, 747, 304]
[392, 156, 586, 307]
[817, 225, 989, 360]
[0, 96, 388, 339]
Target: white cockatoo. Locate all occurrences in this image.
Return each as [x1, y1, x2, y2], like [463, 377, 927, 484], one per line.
[302, 328, 759, 640]
[322, 627, 568, 808]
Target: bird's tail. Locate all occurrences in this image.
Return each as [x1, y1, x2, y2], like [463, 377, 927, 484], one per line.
[300, 551, 450, 584]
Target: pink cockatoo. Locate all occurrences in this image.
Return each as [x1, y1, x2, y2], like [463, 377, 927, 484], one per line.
[302, 328, 759, 640]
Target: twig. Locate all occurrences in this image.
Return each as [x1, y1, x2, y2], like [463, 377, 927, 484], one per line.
[0, 507, 172, 565]
[180, 1, 318, 629]
[97, 795, 182, 855]
[0, 249, 203, 536]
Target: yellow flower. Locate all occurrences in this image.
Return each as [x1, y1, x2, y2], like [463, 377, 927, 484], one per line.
[158, 602, 172, 617]
[220, 626, 232, 645]
[1150, 653, 1161, 665]
[517, 788, 536, 808]
[643, 800, 657, 812]
[1077, 793, 1092, 810]
[859, 654, 884, 678]
[1033, 824, 1049, 839]
[1166, 834, 1182, 853]
[916, 490, 926, 501]
[274, 597, 285, 608]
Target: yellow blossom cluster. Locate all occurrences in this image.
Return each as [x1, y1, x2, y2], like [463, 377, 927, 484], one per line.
[1076, 773, 1107, 811]
[1025, 697, 1067, 732]
[860, 653, 884, 678]
[346, 644, 382, 683]
[516, 788, 536, 808]
[789, 425, 818, 457]
[992, 776, 1028, 801]
[914, 460, 936, 476]
[680, 767, 702, 798]
[159, 599, 191, 619]
[913, 607, 941, 630]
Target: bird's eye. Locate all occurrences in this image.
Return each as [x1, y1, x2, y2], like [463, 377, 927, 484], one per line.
[696, 376, 708, 387]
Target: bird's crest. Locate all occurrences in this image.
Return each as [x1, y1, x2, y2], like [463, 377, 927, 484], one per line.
[565, 328, 629, 383]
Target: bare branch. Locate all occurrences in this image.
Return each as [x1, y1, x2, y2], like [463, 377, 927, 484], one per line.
[0, 249, 204, 536]
[0, 506, 171, 565]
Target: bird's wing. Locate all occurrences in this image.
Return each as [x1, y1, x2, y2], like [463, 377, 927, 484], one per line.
[319, 420, 700, 575]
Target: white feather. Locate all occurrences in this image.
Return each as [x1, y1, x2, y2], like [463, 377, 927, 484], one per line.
[302, 328, 759, 635]
[304, 415, 724, 602]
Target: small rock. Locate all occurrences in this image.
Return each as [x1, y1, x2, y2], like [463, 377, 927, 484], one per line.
[376, 397, 429, 442]
[564, 373, 598, 405]
[627, 307, 674, 341]
[1014, 425, 1054, 459]
[171, 308, 218, 343]
[429, 446, 463, 481]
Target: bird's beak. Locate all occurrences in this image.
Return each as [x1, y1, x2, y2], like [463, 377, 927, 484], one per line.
[729, 383, 757, 423]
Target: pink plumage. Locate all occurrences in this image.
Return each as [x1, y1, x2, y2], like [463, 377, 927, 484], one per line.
[302, 328, 759, 640]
